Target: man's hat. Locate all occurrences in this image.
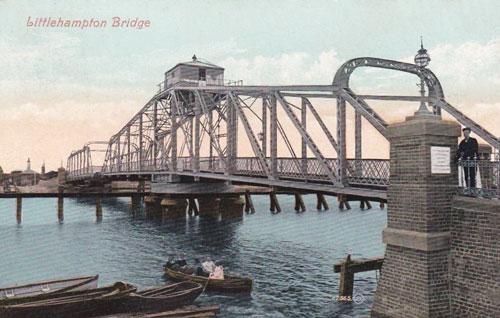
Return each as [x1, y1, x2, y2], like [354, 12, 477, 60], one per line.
[462, 127, 471, 132]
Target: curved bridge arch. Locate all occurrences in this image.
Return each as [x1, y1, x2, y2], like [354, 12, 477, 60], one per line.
[333, 57, 444, 114]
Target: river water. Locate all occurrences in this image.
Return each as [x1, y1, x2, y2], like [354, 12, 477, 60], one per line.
[0, 195, 386, 317]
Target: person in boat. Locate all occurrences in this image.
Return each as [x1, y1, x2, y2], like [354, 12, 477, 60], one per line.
[209, 265, 224, 280]
[202, 257, 216, 276]
[194, 258, 205, 276]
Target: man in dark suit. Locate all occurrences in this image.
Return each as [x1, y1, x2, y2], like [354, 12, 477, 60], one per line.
[457, 127, 479, 188]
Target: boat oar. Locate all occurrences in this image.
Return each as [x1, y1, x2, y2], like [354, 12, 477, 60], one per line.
[201, 276, 211, 293]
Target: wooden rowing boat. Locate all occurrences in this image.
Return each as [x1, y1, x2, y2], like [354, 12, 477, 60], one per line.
[0, 281, 136, 318]
[0, 275, 99, 302]
[120, 281, 204, 313]
[164, 266, 253, 292]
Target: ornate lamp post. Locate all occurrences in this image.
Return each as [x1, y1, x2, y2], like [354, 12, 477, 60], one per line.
[413, 38, 435, 117]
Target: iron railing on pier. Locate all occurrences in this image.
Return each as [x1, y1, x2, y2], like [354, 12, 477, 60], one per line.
[458, 159, 500, 199]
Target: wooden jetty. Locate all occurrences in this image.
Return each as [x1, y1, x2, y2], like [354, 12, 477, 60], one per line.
[333, 255, 384, 300]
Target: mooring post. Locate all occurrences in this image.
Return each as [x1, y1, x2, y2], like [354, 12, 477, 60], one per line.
[16, 197, 22, 223]
[96, 197, 103, 219]
[338, 254, 354, 299]
[57, 195, 64, 222]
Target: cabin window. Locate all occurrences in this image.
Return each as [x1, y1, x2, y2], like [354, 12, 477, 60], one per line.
[199, 69, 206, 81]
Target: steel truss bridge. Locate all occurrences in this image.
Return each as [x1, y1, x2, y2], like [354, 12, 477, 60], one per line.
[66, 57, 500, 200]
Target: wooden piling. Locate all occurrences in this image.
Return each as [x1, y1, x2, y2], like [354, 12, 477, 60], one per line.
[380, 201, 385, 209]
[244, 191, 255, 214]
[188, 198, 199, 216]
[131, 196, 140, 216]
[294, 193, 306, 212]
[338, 254, 354, 299]
[316, 193, 329, 211]
[270, 192, 281, 213]
[334, 255, 384, 301]
[57, 195, 64, 222]
[16, 197, 22, 223]
[360, 200, 365, 210]
[96, 198, 103, 218]
[365, 200, 372, 210]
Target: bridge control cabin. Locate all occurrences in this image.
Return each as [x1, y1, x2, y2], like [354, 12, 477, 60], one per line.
[164, 55, 226, 89]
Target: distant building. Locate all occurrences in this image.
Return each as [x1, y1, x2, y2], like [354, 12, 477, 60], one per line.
[41, 160, 46, 175]
[8, 158, 40, 186]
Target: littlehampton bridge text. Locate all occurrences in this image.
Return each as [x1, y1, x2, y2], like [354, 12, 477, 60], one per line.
[26, 16, 151, 29]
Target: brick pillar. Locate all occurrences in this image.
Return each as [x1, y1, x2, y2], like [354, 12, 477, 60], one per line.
[161, 198, 187, 220]
[371, 116, 461, 318]
[220, 196, 245, 219]
[198, 198, 221, 218]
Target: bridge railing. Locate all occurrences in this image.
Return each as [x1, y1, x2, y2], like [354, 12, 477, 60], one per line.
[346, 159, 390, 186]
[67, 166, 102, 178]
[98, 157, 391, 187]
[458, 159, 500, 198]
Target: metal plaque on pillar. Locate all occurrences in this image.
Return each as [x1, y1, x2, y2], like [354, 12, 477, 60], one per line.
[431, 146, 451, 174]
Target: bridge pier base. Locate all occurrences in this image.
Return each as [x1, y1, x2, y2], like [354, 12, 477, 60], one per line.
[220, 196, 245, 219]
[198, 198, 221, 218]
[187, 198, 199, 216]
[131, 196, 141, 216]
[294, 193, 306, 212]
[161, 198, 187, 220]
[144, 196, 162, 218]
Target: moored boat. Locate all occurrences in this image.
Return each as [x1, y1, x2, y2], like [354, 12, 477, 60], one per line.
[120, 281, 203, 313]
[0, 281, 136, 318]
[164, 265, 253, 292]
[0, 275, 99, 302]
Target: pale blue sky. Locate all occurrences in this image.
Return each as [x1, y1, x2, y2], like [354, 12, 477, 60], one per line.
[1, 0, 499, 171]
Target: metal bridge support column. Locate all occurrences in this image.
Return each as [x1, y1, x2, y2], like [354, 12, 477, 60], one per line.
[337, 97, 347, 185]
[371, 116, 460, 318]
[355, 109, 362, 178]
[171, 103, 177, 172]
[194, 96, 201, 176]
[301, 98, 307, 178]
[262, 97, 268, 157]
[127, 126, 131, 171]
[208, 110, 213, 170]
[227, 96, 238, 176]
[270, 94, 278, 178]
[116, 137, 121, 173]
[139, 114, 143, 171]
[153, 101, 158, 170]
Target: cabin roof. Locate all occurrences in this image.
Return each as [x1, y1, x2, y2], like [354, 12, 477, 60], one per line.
[165, 58, 224, 74]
